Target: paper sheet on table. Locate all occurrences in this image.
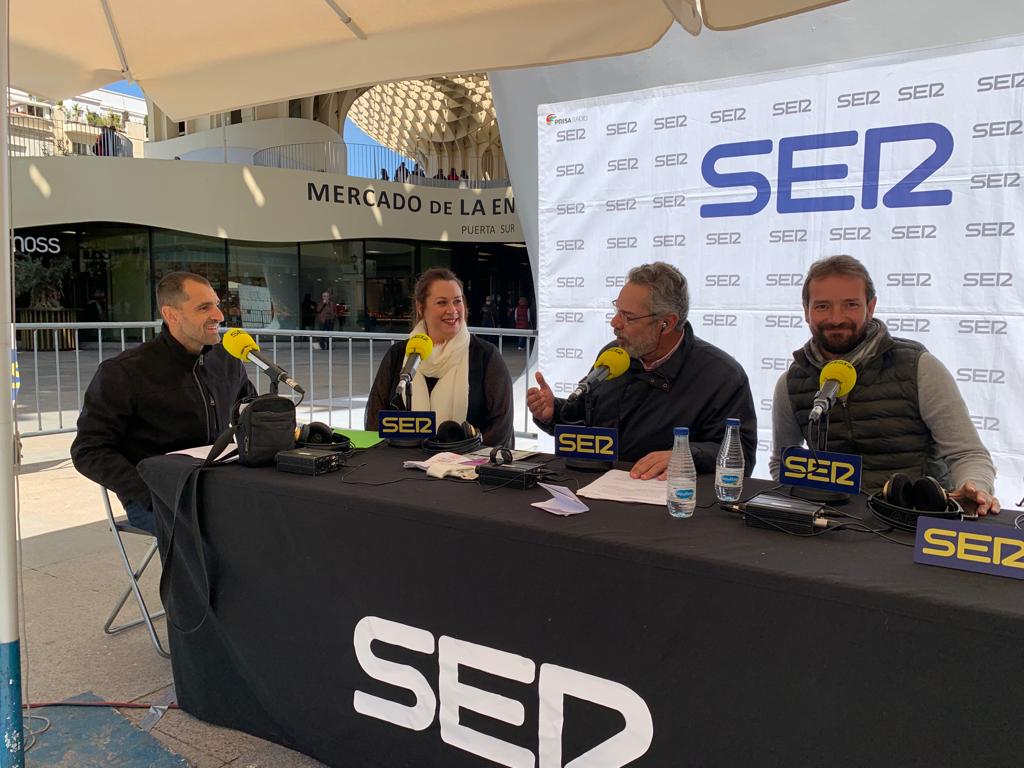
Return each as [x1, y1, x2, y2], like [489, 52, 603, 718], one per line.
[170, 443, 238, 463]
[577, 469, 666, 506]
[531, 483, 589, 516]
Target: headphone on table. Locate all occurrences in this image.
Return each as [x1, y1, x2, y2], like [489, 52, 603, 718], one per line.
[868, 472, 963, 532]
[295, 422, 353, 455]
[489, 445, 514, 465]
[421, 420, 483, 455]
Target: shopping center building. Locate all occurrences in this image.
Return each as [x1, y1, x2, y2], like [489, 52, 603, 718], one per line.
[9, 76, 530, 332]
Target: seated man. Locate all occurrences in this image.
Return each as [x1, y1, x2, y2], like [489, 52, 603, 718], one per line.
[528, 262, 757, 479]
[71, 272, 256, 533]
[770, 255, 1000, 514]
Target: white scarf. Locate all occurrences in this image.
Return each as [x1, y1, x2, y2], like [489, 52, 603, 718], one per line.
[407, 320, 470, 424]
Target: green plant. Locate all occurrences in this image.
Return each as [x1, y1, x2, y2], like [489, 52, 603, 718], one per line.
[14, 254, 72, 309]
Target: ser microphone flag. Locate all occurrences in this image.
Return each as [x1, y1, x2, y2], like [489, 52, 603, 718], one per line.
[809, 359, 856, 422]
[567, 347, 630, 403]
[223, 329, 305, 394]
[398, 333, 434, 385]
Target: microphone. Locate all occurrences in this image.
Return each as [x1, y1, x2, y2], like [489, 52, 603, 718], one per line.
[222, 329, 305, 394]
[567, 347, 630, 403]
[808, 359, 857, 422]
[398, 333, 434, 385]
[394, 333, 434, 406]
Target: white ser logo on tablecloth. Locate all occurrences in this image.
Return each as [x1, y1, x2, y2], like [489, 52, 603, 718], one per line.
[353, 616, 653, 768]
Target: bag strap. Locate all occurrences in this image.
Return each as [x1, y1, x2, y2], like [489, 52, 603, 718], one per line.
[204, 425, 238, 466]
[158, 463, 214, 635]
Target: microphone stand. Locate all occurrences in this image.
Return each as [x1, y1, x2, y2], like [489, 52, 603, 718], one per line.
[791, 410, 849, 504]
[562, 391, 614, 473]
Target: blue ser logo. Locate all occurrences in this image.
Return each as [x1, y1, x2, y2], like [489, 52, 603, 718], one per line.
[700, 122, 953, 217]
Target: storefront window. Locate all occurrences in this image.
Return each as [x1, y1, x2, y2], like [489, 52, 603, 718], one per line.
[298, 241, 365, 332]
[152, 230, 228, 316]
[364, 240, 415, 333]
[228, 241, 299, 330]
[78, 225, 151, 323]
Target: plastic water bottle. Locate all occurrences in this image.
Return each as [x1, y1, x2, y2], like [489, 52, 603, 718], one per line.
[715, 418, 745, 502]
[667, 427, 697, 518]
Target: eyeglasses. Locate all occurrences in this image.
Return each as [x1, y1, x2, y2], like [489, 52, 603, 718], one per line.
[611, 301, 658, 325]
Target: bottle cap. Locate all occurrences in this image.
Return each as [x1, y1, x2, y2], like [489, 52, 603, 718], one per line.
[725, 418, 740, 426]
[673, 427, 689, 437]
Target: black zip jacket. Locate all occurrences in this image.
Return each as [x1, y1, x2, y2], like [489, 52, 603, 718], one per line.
[71, 326, 256, 508]
[536, 322, 757, 472]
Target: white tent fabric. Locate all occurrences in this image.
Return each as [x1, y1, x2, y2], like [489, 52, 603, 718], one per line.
[9, 0, 848, 120]
[10, 0, 679, 119]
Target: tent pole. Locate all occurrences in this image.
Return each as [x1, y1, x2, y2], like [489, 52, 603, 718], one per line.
[0, 0, 26, 763]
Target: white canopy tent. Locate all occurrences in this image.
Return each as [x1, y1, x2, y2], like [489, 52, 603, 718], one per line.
[2, 0, 848, 763]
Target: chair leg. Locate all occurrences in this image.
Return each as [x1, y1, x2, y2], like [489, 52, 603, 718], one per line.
[105, 522, 171, 659]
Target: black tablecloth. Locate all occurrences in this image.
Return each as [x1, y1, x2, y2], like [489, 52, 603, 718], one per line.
[140, 446, 1023, 768]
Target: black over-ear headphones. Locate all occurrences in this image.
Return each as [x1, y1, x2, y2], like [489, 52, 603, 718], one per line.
[868, 472, 962, 532]
[489, 445, 514, 465]
[422, 420, 483, 455]
[296, 422, 353, 455]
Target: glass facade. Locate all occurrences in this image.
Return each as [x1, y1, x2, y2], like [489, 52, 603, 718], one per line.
[228, 241, 300, 329]
[12, 223, 534, 334]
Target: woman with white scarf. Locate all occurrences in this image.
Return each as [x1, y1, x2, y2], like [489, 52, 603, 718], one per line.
[366, 268, 514, 447]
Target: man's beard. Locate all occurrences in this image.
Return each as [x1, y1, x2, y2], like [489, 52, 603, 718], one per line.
[615, 330, 659, 360]
[812, 321, 867, 355]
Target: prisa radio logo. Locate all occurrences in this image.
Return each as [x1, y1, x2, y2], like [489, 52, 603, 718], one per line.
[545, 112, 587, 126]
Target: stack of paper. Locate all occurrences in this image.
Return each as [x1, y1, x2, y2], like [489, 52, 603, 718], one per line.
[577, 469, 667, 506]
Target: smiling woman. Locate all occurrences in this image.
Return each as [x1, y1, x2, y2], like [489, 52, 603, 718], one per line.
[364, 266, 514, 447]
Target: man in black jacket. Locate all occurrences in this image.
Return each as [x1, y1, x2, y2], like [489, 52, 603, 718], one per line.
[71, 272, 255, 533]
[528, 262, 756, 479]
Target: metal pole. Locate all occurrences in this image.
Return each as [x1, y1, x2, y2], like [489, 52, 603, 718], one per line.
[1, 0, 27, 761]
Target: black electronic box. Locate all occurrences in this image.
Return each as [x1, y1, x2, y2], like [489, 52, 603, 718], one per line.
[276, 447, 346, 476]
[476, 460, 548, 489]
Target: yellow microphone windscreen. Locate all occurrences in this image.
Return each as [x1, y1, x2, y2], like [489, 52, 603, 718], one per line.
[406, 333, 434, 361]
[222, 328, 259, 361]
[820, 359, 857, 397]
[595, 347, 630, 379]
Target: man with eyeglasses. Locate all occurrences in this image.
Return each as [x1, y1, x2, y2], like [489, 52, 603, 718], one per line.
[528, 262, 756, 480]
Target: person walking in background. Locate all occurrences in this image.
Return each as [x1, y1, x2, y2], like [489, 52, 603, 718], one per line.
[380, 167, 389, 181]
[317, 291, 335, 349]
[514, 296, 531, 350]
[448, 167, 459, 181]
[479, 295, 498, 345]
[395, 162, 410, 182]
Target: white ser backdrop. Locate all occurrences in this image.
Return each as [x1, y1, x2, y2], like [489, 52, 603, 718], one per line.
[537, 36, 1024, 504]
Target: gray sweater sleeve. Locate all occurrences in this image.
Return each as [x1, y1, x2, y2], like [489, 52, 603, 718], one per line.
[769, 371, 805, 480]
[916, 352, 996, 493]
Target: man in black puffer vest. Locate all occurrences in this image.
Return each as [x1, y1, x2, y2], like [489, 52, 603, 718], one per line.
[72, 272, 256, 533]
[769, 255, 999, 514]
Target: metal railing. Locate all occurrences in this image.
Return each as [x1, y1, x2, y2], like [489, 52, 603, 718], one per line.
[254, 142, 509, 187]
[13, 322, 538, 440]
[7, 113, 134, 158]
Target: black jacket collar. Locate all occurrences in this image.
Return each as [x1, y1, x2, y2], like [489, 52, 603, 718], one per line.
[157, 323, 213, 362]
